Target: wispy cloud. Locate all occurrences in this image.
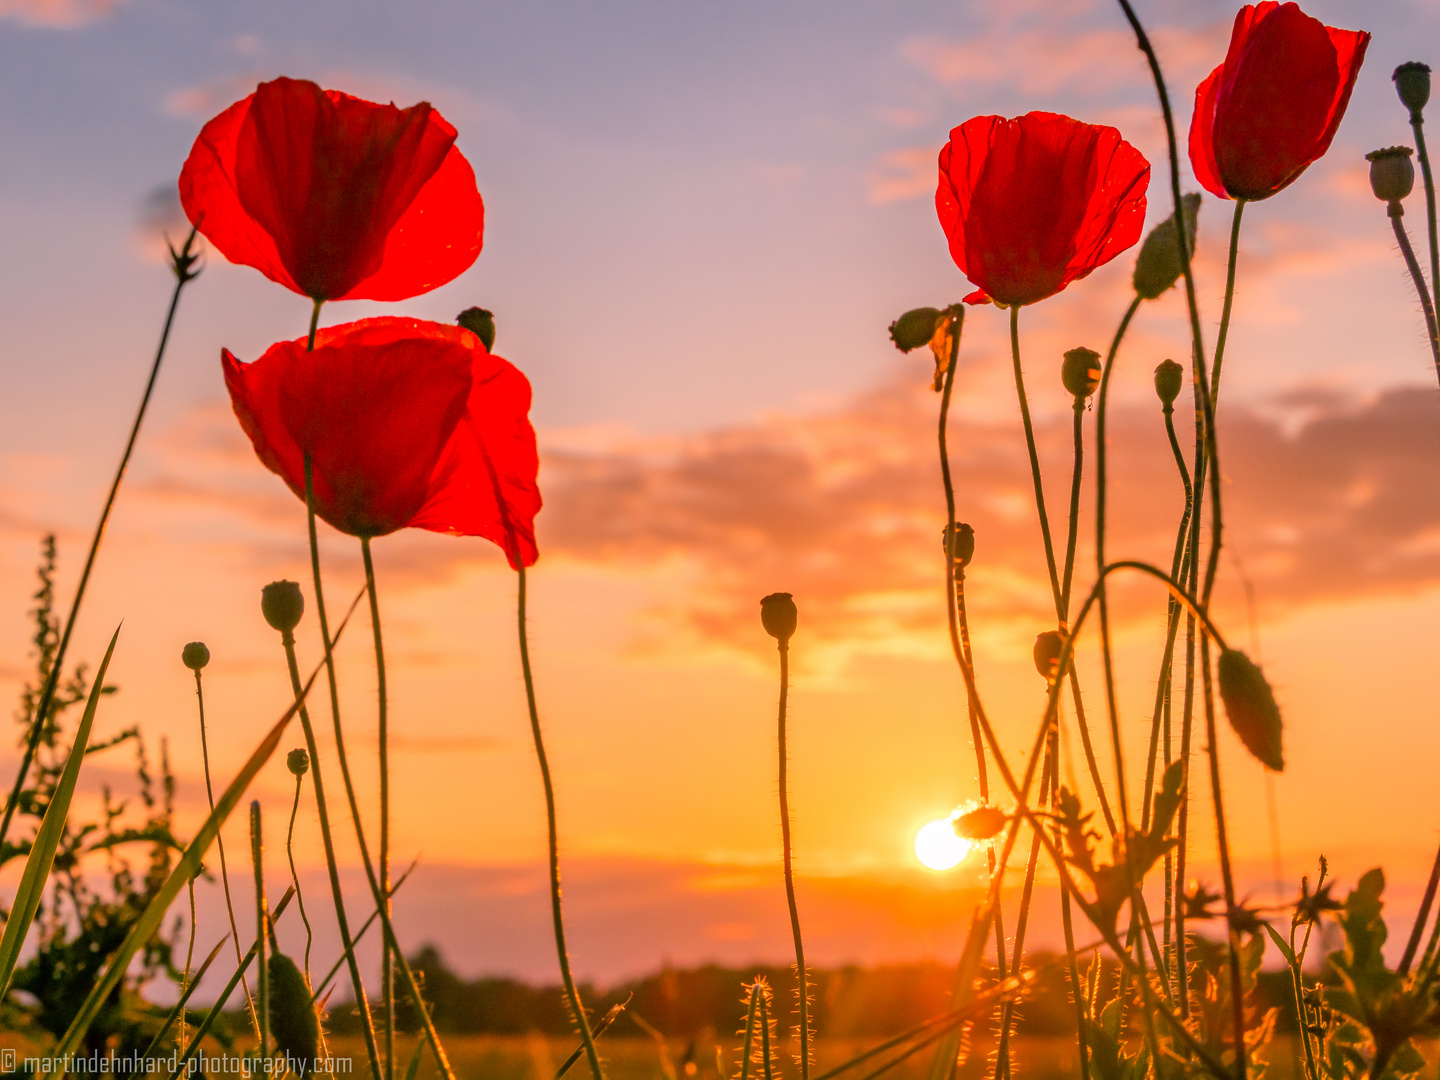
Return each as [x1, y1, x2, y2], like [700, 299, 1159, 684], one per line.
[0, 0, 114, 28]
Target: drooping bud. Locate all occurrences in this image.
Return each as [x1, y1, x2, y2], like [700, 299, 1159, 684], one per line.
[269, 951, 320, 1077]
[181, 641, 210, 671]
[759, 593, 798, 645]
[952, 804, 1007, 842]
[1154, 360, 1184, 408]
[286, 748, 310, 777]
[888, 307, 945, 352]
[1133, 193, 1201, 300]
[1366, 147, 1415, 204]
[456, 307, 496, 350]
[1061, 347, 1102, 400]
[1394, 62, 1431, 114]
[1033, 630, 1065, 682]
[261, 580, 305, 635]
[1217, 648, 1284, 771]
[943, 522, 975, 572]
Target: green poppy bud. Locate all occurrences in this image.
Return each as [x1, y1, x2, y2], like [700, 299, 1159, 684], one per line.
[261, 580, 305, 635]
[1395, 62, 1431, 113]
[181, 641, 210, 671]
[953, 804, 1007, 841]
[456, 307, 496, 350]
[759, 592, 798, 645]
[287, 748, 310, 777]
[1154, 360, 1184, 408]
[943, 522, 975, 571]
[1061, 347, 1102, 400]
[1132, 193, 1201, 300]
[888, 307, 945, 353]
[1033, 630, 1065, 682]
[1217, 648, 1284, 772]
[268, 951, 320, 1077]
[1366, 146, 1415, 203]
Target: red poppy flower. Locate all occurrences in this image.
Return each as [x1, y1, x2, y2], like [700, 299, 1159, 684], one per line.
[1189, 3, 1369, 202]
[935, 112, 1150, 307]
[223, 317, 540, 567]
[180, 77, 484, 302]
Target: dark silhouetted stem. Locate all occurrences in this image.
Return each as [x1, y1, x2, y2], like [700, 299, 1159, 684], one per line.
[0, 228, 201, 855]
[776, 640, 810, 1079]
[516, 564, 605, 1080]
[1401, 842, 1440, 974]
[361, 537, 394, 1080]
[287, 770, 314, 980]
[250, 802, 269, 1061]
[1409, 110, 1439, 309]
[1009, 306, 1062, 614]
[1389, 208, 1440, 387]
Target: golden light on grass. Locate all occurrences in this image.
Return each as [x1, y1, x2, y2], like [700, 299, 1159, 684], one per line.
[913, 816, 971, 871]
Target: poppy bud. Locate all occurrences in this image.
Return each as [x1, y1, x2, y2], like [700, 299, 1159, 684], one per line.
[1033, 630, 1065, 681]
[760, 592, 797, 645]
[181, 641, 210, 671]
[261, 580, 305, 635]
[1132, 193, 1201, 300]
[1366, 147, 1415, 204]
[456, 307, 496, 351]
[287, 748, 310, 777]
[1154, 360, 1184, 408]
[1061, 347, 1102, 400]
[943, 522, 975, 571]
[888, 307, 945, 353]
[1395, 62, 1431, 113]
[953, 804, 1007, 841]
[1217, 648, 1284, 772]
[269, 951, 320, 1077]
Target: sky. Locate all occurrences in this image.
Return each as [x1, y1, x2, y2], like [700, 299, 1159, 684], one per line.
[0, 0, 1438, 990]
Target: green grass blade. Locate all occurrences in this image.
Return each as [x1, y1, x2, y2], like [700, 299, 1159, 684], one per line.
[43, 597, 359, 1079]
[0, 625, 120, 995]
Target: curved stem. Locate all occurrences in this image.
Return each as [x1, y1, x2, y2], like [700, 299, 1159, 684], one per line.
[1210, 201, 1247, 401]
[0, 228, 201, 854]
[1412, 113, 1440, 307]
[1061, 400, 1087, 619]
[361, 537, 394, 1080]
[279, 629, 384, 1080]
[1009, 306, 1063, 614]
[250, 802, 269, 1062]
[288, 772, 314, 982]
[516, 564, 605, 1080]
[1390, 208, 1440, 386]
[195, 667, 256, 1034]
[776, 642, 810, 1080]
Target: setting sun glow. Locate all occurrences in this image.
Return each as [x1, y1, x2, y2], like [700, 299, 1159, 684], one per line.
[913, 817, 972, 871]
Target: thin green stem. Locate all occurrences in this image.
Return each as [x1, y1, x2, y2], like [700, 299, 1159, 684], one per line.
[1061, 402, 1085, 617]
[362, 537, 394, 1080]
[1210, 200, 1246, 400]
[517, 563, 605, 1080]
[195, 667, 256, 1035]
[279, 627, 384, 1080]
[288, 771, 314, 981]
[250, 801, 269, 1061]
[0, 228, 201, 854]
[1410, 110, 1440, 307]
[182, 876, 198, 1050]
[1389, 207, 1440, 387]
[1008, 305, 1062, 614]
[312, 861, 417, 1002]
[776, 641, 811, 1080]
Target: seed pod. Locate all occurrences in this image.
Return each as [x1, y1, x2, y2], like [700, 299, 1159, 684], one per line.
[953, 804, 1007, 841]
[181, 641, 210, 671]
[1217, 648, 1284, 771]
[268, 951, 320, 1078]
[1133, 193, 1201, 300]
[261, 580, 305, 634]
[888, 307, 945, 353]
[759, 593, 798, 645]
[1366, 146, 1415, 203]
[1033, 630, 1065, 682]
[1154, 359, 1184, 408]
[456, 306, 496, 350]
[1061, 347, 1101, 400]
[1395, 62, 1431, 113]
[286, 748, 310, 777]
[942, 522, 975, 571]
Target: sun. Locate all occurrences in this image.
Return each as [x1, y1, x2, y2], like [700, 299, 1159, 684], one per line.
[913, 816, 972, 871]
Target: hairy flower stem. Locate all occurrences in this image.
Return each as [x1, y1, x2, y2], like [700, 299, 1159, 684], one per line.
[251, 802, 269, 1062]
[1389, 207, 1440, 386]
[1408, 106, 1440, 306]
[278, 622, 384, 1080]
[0, 228, 201, 855]
[775, 639, 811, 1080]
[195, 665, 257, 1035]
[516, 564, 605, 1080]
[361, 537, 394, 1080]
[287, 771, 314, 981]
